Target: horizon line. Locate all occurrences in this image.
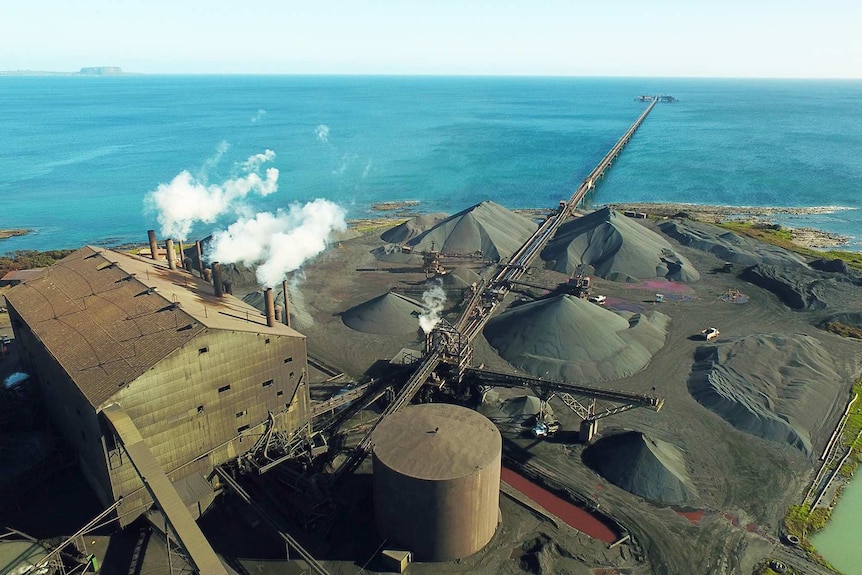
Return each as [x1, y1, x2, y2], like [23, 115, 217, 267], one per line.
[3, 70, 862, 81]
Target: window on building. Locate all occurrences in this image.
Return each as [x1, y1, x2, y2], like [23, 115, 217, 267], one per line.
[276, 390, 284, 397]
[199, 346, 209, 354]
[262, 379, 273, 388]
[237, 425, 250, 433]
[218, 384, 231, 393]
[265, 338, 270, 344]
[197, 405, 204, 414]
[236, 409, 247, 418]
[284, 356, 293, 363]
[289, 371, 295, 378]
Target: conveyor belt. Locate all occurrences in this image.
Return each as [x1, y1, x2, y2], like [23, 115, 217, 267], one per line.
[102, 404, 229, 575]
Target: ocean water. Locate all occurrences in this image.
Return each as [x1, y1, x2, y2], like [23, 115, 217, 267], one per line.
[1, 75, 862, 253]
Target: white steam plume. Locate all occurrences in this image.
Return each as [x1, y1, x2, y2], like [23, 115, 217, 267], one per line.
[251, 109, 267, 123]
[315, 124, 330, 143]
[209, 199, 347, 287]
[145, 149, 279, 240]
[418, 282, 447, 334]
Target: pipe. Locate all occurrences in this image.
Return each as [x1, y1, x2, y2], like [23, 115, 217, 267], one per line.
[274, 305, 282, 322]
[147, 230, 159, 261]
[212, 262, 224, 298]
[203, 268, 212, 283]
[195, 240, 204, 276]
[223, 280, 233, 295]
[165, 239, 176, 270]
[282, 279, 291, 328]
[265, 288, 276, 327]
[178, 240, 185, 268]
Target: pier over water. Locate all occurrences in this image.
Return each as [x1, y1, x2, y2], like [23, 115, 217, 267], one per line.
[333, 96, 661, 480]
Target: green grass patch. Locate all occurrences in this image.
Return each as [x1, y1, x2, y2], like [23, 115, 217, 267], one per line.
[717, 221, 862, 272]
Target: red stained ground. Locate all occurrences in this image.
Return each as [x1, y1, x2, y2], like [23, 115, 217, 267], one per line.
[501, 467, 618, 544]
[625, 279, 692, 294]
[675, 509, 705, 525]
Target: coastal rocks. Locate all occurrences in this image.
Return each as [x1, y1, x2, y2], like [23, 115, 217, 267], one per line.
[380, 213, 448, 244]
[483, 294, 668, 384]
[403, 200, 538, 262]
[541, 208, 700, 282]
[583, 431, 695, 506]
[341, 291, 423, 335]
[687, 334, 843, 456]
[658, 219, 805, 267]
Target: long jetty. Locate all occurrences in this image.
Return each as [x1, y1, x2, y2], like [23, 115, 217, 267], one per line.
[331, 97, 659, 481]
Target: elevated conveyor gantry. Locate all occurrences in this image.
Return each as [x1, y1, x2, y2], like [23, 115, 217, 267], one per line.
[464, 366, 664, 442]
[330, 98, 661, 481]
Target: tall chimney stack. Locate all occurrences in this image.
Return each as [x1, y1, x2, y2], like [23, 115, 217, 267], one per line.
[147, 230, 159, 261]
[195, 240, 204, 276]
[282, 279, 291, 328]
[212, 262, 224, 298]
[165, 239, 176, 270]
[264, 288, 276, 327]
[178, 240, 185, 268]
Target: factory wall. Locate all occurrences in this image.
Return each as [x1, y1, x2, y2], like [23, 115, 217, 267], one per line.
[6, 303, 115, 508]
[104, 328, 310, 525]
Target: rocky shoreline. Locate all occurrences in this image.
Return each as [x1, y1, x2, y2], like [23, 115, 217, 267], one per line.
[0, 229, 31, 241]
[606, 202, 851, 249]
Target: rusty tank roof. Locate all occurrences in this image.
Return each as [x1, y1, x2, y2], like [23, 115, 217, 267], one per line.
[372, 403, 501, 481]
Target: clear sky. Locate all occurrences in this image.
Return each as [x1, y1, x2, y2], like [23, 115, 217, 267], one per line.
[3, 0, 861, 78]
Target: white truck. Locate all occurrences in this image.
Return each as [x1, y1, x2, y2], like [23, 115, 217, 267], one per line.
[701, 327, 720, 341]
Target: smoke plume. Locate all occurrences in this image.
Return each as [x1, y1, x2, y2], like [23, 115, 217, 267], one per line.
[145, 149, 279, 240]
[209, 199, 347, 287]
[418, 282, 447, 334]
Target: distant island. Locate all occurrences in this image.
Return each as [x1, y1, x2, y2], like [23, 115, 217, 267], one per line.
[0, 67, 127, 77]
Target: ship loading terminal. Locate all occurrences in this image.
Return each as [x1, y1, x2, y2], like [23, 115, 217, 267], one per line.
[1, 96, 665, 574]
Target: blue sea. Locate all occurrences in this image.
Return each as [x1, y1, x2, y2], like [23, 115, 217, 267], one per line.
[1, 75, 862, 253]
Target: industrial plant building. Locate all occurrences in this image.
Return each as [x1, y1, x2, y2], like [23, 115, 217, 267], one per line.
[4, 245, 310, 529]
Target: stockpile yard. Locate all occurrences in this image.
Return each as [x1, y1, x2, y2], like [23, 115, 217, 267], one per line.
[583, 431, 696, 506]
[541, 207, 700, 282]
[342, 291, 425, 335]
[5, 104, 862, 575]
[688, 333, 843, 456]
[483, 294, 669, 383]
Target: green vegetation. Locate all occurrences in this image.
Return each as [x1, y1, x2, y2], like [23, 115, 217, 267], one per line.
[717, 221, 862, 272]
[348, 218, 408, 234]
[0, 249, 75, 277]
[838, 381, 862, 477]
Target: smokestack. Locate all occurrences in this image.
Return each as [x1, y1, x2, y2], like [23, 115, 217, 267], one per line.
[223, 280, 233, 295]
[264, 288, 276, 327]
[212, 262, 224, 298]
[282, 279, 291, 328]
[195, 240, 203, 276]
[203, 268, 212, 283]
[178, 240, 185, 266]
[165, 239, 176, 270]
[147, 230, 159, 261]
[274, 305, 282, 322]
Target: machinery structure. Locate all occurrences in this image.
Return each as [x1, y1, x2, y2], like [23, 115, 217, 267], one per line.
[5, 240, 312, 574]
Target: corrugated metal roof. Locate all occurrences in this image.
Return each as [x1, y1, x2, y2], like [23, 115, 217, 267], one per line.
[1, 269, 46, 282]
[6, 246, 304, 407]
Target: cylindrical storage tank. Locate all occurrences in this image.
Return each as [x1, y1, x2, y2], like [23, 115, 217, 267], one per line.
[372, 403, 501, 562]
